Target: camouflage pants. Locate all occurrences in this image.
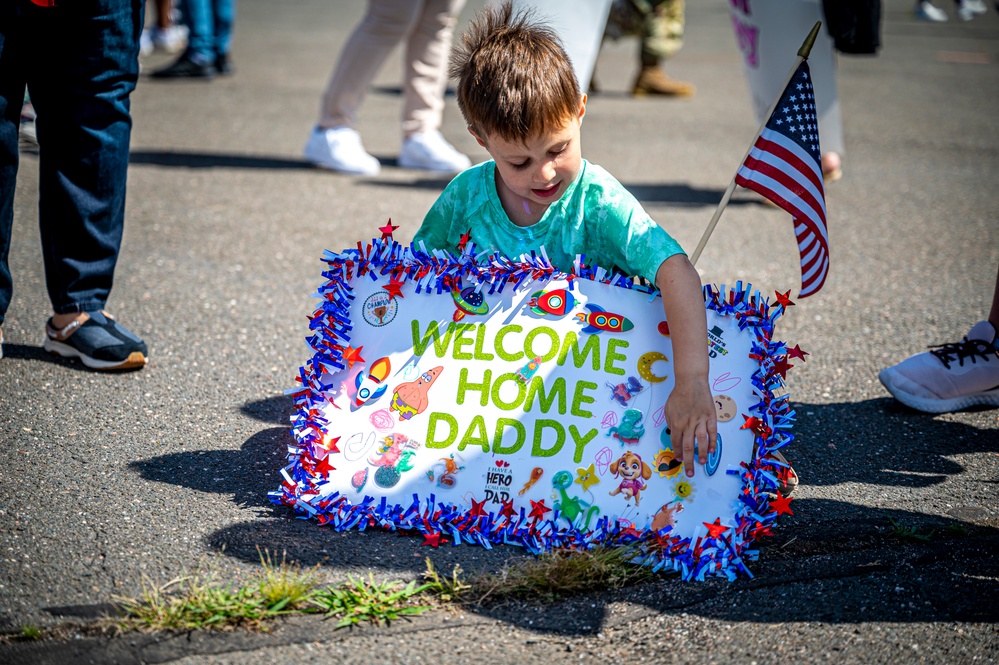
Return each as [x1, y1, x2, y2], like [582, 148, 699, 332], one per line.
[605, 0, 685, 63]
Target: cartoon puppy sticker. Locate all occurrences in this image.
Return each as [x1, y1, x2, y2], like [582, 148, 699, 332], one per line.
[608, 451, 652, 507]
[390, 366, 443, 421]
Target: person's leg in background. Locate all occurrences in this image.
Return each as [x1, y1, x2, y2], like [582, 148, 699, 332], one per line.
[397, 0, 471, 172]
[210, 0, 234, 74]
[27, 0, 148, 369]
[632, 0, 694, 97]
[305, 0, 420, 175]
[151, 0, 216, 78]
[0, 0, 30, 358]
[879, 263, 999, 413]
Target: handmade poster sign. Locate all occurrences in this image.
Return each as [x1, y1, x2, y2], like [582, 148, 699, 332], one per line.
[271, 239, 798, 581]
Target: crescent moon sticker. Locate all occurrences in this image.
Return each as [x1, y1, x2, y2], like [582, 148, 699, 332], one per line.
[637, 351, 669, 384]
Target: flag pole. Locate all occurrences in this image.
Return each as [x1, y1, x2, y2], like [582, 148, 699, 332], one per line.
[689, 21, 822, 266]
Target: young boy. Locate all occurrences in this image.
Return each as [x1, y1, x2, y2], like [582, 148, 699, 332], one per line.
[413, 2, 715, 476]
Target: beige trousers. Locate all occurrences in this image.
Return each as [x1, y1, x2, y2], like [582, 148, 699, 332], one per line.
[317, 0, 466, 138]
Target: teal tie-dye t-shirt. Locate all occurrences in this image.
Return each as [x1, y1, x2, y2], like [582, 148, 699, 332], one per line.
[413, 159, 685, 284]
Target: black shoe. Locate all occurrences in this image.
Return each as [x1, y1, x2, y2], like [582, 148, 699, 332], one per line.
[150, 54, 216, 79]
[215, 53, 233, 75]
[43, 310, 148, 371]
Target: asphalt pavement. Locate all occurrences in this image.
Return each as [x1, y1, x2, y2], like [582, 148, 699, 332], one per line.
[1, 1, 997, 663]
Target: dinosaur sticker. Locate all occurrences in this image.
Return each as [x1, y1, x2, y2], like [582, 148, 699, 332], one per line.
[552, 470, 600, 529]
[607, 408, 646, 445]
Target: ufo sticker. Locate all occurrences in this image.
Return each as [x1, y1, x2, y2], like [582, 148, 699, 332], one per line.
[451, 286, 489, 321]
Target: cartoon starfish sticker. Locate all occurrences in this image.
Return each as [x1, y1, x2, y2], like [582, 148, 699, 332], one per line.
[575, 464, 599, 491]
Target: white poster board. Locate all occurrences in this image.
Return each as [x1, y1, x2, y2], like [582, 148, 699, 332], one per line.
[510, 0, 612, 93]
[272, 241, 798, 581]
[729, 0, 844, 156]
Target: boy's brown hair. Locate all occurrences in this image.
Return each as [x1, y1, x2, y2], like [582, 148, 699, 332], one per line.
[449, 1, 581, 143]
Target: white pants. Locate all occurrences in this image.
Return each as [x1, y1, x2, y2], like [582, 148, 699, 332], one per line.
[317, 0, 466, 138]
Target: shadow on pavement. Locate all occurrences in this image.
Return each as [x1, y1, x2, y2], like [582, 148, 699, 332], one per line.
[620, 182, 765, 208]
[240, 394, 295, 425]
[129, 150, 312, 170]
[131, 398, 999, 634]
[129, 426, 289, 513]
[791, 398, 995, 490]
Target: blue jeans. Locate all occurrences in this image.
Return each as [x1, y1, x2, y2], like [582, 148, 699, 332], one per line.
[0, 0, 143, 325]
[180, 0, 234, 64]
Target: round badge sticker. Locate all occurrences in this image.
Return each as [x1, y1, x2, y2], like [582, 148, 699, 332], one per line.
[362, 291, 399, 327]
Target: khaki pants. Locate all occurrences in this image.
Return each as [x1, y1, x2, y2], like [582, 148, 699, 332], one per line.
[606, 0, 685, 62]
[317, 0, 465, 138]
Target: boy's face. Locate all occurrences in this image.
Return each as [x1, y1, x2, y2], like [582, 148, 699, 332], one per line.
[473, 97, 587, 213]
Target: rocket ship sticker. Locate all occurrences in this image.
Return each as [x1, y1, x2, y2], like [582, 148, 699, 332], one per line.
[352, 356, 391, 409]
[528, 288, 576, 317]
[575, 303, 634, 334]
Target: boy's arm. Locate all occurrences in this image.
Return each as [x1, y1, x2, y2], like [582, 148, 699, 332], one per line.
[655, 254, 717, 477]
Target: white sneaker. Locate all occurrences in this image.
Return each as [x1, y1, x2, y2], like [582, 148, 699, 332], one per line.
[140, 29, 154, 56]
[958, 0, 988, 19]
[303, 126, 380, 176]
[150, 25, 188, 53]
[398, 131, 471, 173]
[879, 321, 999, 413]
[915, 1, 949, 21]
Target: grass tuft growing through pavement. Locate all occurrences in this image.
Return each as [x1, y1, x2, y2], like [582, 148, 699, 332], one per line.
[112, 546, 658, 632]
[115, 549, 435, 632]
[427, 546, 653, 606]
[888, 517, 936, 542]
[311, 575, 432, 627]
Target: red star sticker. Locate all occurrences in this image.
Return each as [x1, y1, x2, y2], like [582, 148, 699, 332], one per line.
[528, 499, 551, 521]
[787, 344, 809, 361]
[378, 219, 399, 240]
[618, 525, 641, 539]
[775, 290, 795, 308]
[381, 277, 405, 301]
[499, 500, 516, 519]
[469, 498, 487, 518]
[769, 491, 794, 516]
[313, 455, 335, 478]
[741, 415, 763, 432]
[772, 357, 793, 378]
[703, 519, 730, 539]
[318, 434, 341, 454]
[457, 229, 473, 251]
[342, 345, 365, 370]
[421, 531, 442, 548]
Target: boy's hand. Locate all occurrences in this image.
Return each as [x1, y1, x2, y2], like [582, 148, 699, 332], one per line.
[665, 376, 717, 477]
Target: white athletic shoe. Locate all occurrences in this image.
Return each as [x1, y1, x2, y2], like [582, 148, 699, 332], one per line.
[879, 321, 999, 413]
[303, 126, 380, 176]
[398, 131, 471, 173]
[915, 1, 949, 21]
[958, 0, 988, 20]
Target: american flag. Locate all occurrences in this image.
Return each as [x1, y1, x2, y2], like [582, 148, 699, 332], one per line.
[735, 61, 829, 297]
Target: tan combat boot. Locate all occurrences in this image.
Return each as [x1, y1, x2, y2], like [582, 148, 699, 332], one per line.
[631, 66, 695, 97]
